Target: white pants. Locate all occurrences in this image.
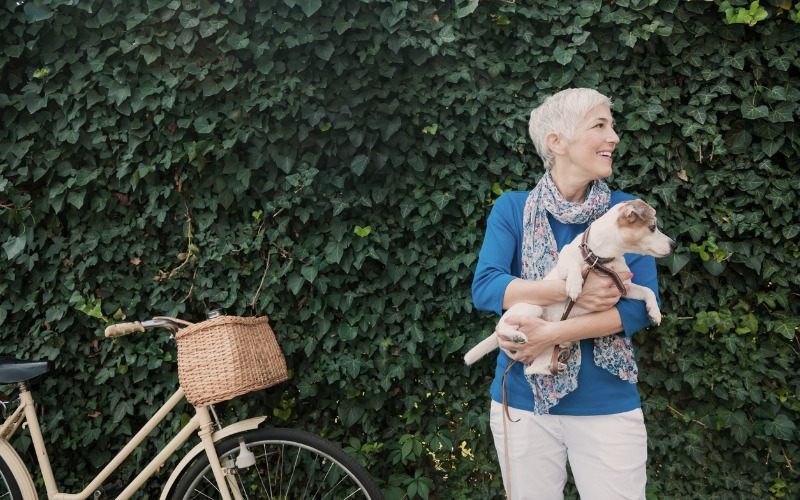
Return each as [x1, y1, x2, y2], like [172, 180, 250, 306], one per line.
[490, 401, 647, 500]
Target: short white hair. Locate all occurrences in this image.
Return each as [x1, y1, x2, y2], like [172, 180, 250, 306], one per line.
[528, 88, 613, 169]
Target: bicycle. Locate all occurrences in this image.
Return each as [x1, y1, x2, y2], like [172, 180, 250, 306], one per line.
[0, 316, 383, 499]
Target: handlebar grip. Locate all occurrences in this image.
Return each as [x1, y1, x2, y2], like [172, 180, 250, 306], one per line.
[104, 321, 145, 338]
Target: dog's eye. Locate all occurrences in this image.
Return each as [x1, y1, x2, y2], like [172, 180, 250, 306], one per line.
[649, 224, 656, 232]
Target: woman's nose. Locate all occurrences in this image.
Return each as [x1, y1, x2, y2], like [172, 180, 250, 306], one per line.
[607, 128, 620, 144]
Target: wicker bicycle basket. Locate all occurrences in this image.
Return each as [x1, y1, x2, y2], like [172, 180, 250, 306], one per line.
[173, 316, 288, 407]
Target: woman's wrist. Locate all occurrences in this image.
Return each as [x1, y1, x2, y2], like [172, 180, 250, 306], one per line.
[558, 308, 624, 343]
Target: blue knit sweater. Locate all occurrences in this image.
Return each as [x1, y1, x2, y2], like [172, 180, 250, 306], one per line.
[471, 191, 660, 415]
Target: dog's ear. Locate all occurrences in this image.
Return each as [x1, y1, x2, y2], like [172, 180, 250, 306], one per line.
[621, 200, 655, 223]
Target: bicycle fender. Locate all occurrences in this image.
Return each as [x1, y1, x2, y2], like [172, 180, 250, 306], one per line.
[0, 440, 38, 498]
[159, 416, 267, 499]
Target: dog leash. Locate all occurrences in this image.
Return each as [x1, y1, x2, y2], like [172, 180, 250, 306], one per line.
[500, 224, 628, 498]
[501, 360, 519, 498]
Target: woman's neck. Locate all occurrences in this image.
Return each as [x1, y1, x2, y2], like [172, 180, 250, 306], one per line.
[550, 168, 589, 202]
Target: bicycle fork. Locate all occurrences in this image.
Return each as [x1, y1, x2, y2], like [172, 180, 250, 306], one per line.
[195, 405, 244, 500]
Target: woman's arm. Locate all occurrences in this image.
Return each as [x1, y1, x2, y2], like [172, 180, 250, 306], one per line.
[472, 193, 530, 315]
[497, 253, 659, 364]
[502, 277, 568, 310]
[497, 307, 624, 365]
[503, 268, 631, 311]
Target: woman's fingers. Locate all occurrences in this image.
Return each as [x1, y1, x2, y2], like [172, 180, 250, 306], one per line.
[576, 268, 633, 310]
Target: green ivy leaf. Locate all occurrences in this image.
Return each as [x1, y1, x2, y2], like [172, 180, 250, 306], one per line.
[767, 102, 795, 123]
[338, 324, 358, 342]
[337, 399, 365, 427]
[725, 121, 753, 152]
[113, 400, 134, 423]
[354, 226, 371, 237]
[297, 0, 322, 17]
[430, 191, 451, 210]
[350, 154, 369, 176]
[140, 45, 161, 65]
[455, 0, 479, 18]
[179, 12, 199, 28]
[193, 116, 215, 134]
[287, 273, 304, 295]
[764, 414, 796, 441]
[661, 251, 690, 276]
[2, 235, 26, 260]
[720, 410, 752, 446]
[553, 45, 576, 65]
[325, 242, 344, 264]
[23, 2, 54, 22]
[773, 319, 799, 340]
[314, 40, 334, 61]
[97, 8, 115, 26]
[300, 264, 318, 283]
[107, 81, 131, 106]
[740, 100, 769, 120]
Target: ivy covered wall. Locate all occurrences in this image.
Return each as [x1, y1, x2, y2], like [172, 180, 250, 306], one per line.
[1, 0, 798, 497]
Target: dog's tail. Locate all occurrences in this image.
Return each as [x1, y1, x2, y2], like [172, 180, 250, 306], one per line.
[464, 333, 500, 365]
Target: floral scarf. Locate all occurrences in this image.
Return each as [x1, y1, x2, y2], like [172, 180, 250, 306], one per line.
[521, 171, 638, 414]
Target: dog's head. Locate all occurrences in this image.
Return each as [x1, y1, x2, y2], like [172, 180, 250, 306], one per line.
[614, 200, 676, 258]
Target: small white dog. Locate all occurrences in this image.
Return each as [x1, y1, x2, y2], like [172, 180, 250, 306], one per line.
[464, 199, 676, 375]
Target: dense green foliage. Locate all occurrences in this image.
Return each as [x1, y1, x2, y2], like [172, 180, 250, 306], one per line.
[1, 0, 799, 497]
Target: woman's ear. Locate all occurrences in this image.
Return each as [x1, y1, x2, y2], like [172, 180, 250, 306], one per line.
[546, 132, 566, 156]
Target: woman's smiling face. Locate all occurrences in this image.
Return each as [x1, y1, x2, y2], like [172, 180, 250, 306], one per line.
[562, 104, 620, 182]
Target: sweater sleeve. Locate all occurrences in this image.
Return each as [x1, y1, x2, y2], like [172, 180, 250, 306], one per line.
[616, 247, 661, 338]
[471, 194, 521, 316]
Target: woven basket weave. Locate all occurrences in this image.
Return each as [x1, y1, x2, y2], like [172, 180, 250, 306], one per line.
[174, 316, 288, 407]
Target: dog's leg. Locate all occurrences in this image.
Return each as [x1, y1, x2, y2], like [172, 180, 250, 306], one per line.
[464, 332, 502, 365]
[495, 303, 544, 345]
[525, 346, 557, 375]
[563, 259, 585, 301]
[464, 303, 544, 365]
[625, 284, 662, 324]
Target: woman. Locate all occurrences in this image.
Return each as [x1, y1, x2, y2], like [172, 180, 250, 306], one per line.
[471, 88, 660, 499]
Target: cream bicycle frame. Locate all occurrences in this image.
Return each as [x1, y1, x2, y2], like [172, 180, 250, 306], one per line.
[0, 382, 247, 500]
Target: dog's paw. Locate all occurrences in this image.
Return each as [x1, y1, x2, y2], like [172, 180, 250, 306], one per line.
[565, 274, 583, 301]
[647, 305, 662, 325]
[507, 331, 527, 344]
[498, 323, 526, 345]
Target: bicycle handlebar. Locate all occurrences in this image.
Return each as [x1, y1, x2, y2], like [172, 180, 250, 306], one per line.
[104, 322, 146, 337]
[104, 318, 184, 338]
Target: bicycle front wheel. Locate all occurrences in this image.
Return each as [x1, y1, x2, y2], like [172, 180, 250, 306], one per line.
[0, 456, 24, 499]
[171, 427, 383, 500]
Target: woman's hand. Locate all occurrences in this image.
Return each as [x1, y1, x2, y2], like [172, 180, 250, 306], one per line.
[496, 313, 560, 365]
[574, 268, 633, 312]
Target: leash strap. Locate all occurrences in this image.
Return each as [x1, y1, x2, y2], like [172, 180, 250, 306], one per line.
[501, 360, 519, 498]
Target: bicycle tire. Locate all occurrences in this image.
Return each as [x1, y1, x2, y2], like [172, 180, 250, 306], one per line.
[170, 427, 383, 500]
[0, 455, 23, 499]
